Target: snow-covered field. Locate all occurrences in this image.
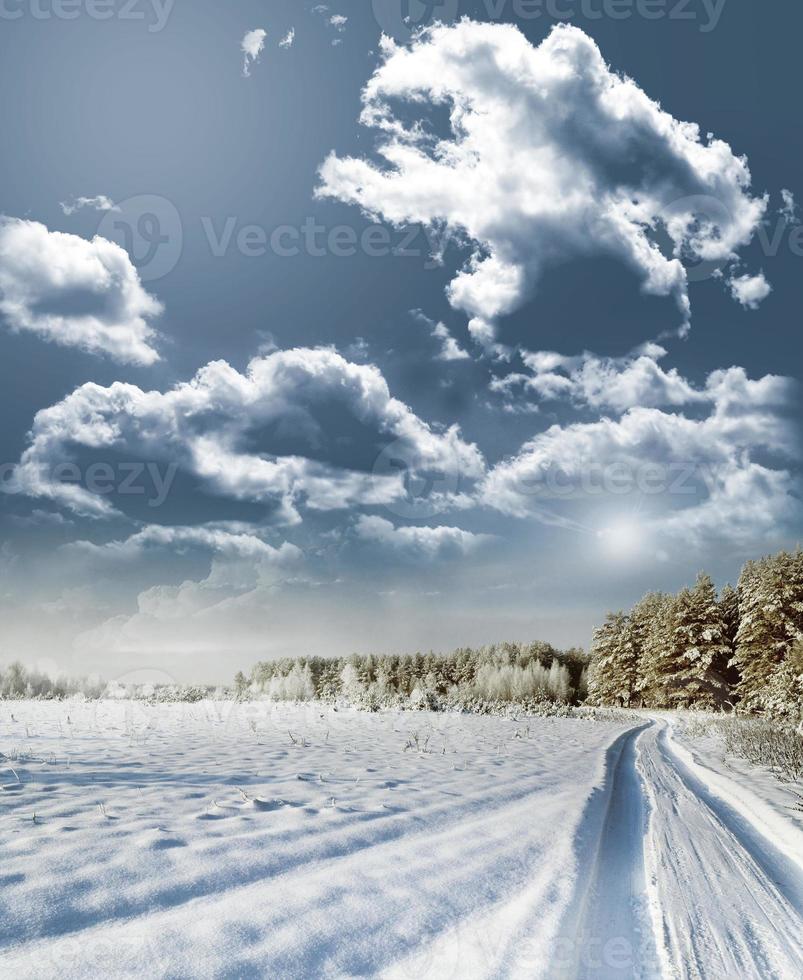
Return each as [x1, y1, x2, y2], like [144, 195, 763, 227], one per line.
[0, 701, 801, 979]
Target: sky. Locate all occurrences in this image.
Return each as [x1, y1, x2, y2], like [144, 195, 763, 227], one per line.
[0, 0, 800, 683]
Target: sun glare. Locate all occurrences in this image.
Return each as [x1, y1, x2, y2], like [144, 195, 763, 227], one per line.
[597, 520, 645, 560]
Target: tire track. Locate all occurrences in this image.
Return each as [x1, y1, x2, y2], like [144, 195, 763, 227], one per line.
[638, 721, 803, 979]
[549, 723, 659, 980]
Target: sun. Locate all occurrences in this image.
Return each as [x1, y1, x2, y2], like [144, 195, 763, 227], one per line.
[597, 520, 645, 560]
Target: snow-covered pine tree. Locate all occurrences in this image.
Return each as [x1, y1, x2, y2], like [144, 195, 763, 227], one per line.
[635, 593, 678, 708]
[627, 592, 666, 706]
[762, 640, 803, 721]
[587, 612, 636, 707]
[670, 573, 731, 709]
[733, 551, 803, 713]
[718, 582, 741, 696]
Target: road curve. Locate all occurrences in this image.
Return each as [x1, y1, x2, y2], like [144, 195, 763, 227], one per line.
[554, 718, 803, 980]
[638, 721, 803, 979]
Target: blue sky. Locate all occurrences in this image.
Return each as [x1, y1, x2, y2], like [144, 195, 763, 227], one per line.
[0, 0, 800, 682]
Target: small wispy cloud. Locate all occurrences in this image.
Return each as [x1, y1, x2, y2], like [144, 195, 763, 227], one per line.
[312, 5, 346, 45]
[780, 189, 798, 224]
[729, 272, 772, 310]
[411, 310, 470, 361]
[242, 28, 267, 77]
[60, 195, 119, 216]
[279, 28, 295, 50]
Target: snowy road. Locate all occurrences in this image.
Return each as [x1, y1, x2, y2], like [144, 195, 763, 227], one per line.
[562, 724, 658, 980]
[0, 703, 801, 979]
[638, 721, 803, 980]
[558, 716, 803, 980]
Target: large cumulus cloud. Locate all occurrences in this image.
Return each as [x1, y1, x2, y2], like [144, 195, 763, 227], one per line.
[0, 217, 162, 364]
[482, 364, 800, 546]
[317, 21, 767, 349]
[8, 346, 484, 522]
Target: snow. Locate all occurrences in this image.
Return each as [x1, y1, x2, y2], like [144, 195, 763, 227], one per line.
[0, 700, 632, 979]
[1, 702, 801, 978]
[638, 718, 803, 979]
[668, 716, 803, 865]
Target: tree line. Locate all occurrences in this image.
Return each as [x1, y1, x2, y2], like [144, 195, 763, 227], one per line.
[587, 549, 803, 720]
[239, 642, 589, 708]
[2, 548, 800, 719]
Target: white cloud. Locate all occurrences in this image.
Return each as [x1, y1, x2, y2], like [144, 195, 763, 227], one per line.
[66, 523, 314, 655]
[482, 366, 799, 546]
[69, 523, 301, 565]
[312, 6, 346, 44]
[728, 271, 772, 310]
[279, 28, 295, 50]
[60, 195, 119, 216]
[411, 309, 470, 361]
[10, 346, 484, 522]
[0, 217, 162, 364]
[433, 321, 470, 362]
[242, 28, 267, 76]
[780, 188, 798, 223]
[317, 21, 767, 349]
[492, 343, 705, 413]
[40, 586, 107, 618]
[63, 524, 303, 645]
[10, 508, 73, 528]
[354, 515, 489, 558]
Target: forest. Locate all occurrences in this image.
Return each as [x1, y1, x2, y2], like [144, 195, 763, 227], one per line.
[587, 549, 803, 720]
[239, 548, 802, 720]
[0, 549, 800, 721]
[238, 641, 588, 712]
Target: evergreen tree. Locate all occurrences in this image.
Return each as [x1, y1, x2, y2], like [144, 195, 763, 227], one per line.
[627, 592, 667, 706]
[733, 551, 803, 712]
[762, 640, 803, 721]
[670, 573, 730, 709]
[588, 612, 636, 706]
[635, 593, 677, 708]
[718, 582, 742, 694]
